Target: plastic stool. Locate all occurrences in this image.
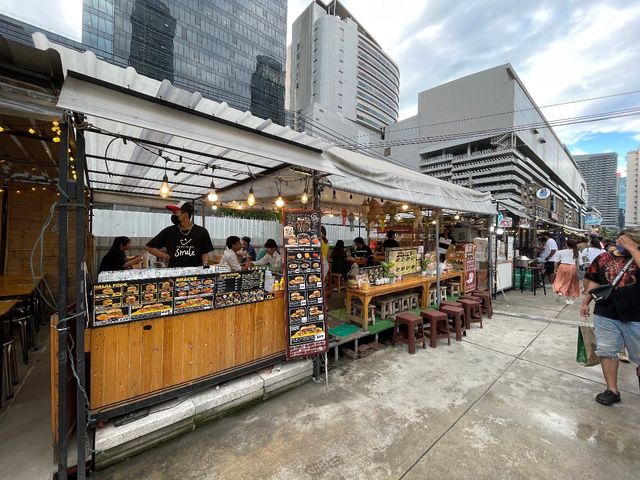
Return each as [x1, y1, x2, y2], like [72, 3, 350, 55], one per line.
[393, 312, 426, 354]
[420, 309, 450, 348]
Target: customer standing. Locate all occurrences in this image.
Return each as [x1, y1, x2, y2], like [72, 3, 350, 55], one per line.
[320, 226, 330, 281]
[580, 229, 640, 406]
[581, 238, 606, 267]
[552, 239, 581, 304]
[98, 236, 144, 274]
[536, 232, 558, 284]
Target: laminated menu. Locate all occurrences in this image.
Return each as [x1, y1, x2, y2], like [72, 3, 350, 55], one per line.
[284, 230, 328, 359]
[385, 247, 421, 276]
[92, 270, 268, 327]
[283, 209, 322, 248]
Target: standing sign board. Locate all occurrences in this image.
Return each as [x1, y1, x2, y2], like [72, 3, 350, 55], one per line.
[283, 209, 328, 359]
[464, 243, 477, 290]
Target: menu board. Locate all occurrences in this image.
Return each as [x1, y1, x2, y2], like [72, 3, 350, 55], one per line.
[464, 243, 477, 289]
[283, 212, 328, 359]
[385, 247, 421, 276]
[92, 270, 267, 327]
[283, 209, 322, 248]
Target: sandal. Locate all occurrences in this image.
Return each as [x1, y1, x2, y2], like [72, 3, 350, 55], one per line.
[595, 389, 621, 406]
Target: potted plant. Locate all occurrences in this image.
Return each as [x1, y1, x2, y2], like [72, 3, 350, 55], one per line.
[380, 261, 395, 284]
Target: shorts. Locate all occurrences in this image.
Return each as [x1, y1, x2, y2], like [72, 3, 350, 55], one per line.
[545, 261, 555, 275]
[594, 314, 640, 364]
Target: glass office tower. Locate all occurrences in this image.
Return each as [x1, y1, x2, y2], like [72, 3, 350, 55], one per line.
[0, 0, 286, 122]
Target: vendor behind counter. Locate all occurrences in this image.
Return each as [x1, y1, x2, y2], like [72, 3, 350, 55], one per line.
[145, 201, 213, 268]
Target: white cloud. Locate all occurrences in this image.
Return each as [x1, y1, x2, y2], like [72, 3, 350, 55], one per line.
[0, 0, 82, 42]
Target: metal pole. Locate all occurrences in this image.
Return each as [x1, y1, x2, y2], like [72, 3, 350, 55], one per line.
[57, 118, 69, 480]
[74, 118, 87, 479]
[434, 209, 441, 307]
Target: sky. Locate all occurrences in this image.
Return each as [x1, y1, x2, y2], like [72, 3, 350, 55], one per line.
[0, 0, 82, 42]
[288, 0, 640, 175]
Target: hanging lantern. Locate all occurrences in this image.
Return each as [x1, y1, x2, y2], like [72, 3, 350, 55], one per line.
[378, 213, 386, 230]
[347, 211, 356, 232]
[341, 208, 348, 226]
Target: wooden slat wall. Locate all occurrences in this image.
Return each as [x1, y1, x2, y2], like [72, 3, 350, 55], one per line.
[89, 292, 287, 412]
[4, 181, 78, 297]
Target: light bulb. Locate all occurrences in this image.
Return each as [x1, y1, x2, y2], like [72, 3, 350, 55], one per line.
[247, 186, 256, 206]
[454, 214, 460, 220]
[28, 128, 35, 134]
[275, 195, 285, 208]
[207, 179, 217, 202]
[402, 204, 409, 211]
[0, 126, 4, 132]
[52, 137, 61, 143]
[431, 220, 437, 225]
[211, 204, 218, 210]
[159, 174, 171, 198]
[301, 190, 309, 204]
[496, 227, 504, 235]
[52, 120, 59, 127]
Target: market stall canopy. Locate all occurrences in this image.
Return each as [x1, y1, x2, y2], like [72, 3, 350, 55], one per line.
[33, 34, 339, 199]
[499, 199, 531, 219]
[218, 147, 497, 216]
[324, 147, 496, 215]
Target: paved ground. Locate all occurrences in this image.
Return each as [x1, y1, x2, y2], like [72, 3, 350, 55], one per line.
[90, 290, 640, 480]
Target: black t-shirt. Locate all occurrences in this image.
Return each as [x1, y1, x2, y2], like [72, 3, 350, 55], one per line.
[146, 224, 214, 268]
[382, 239, 399, 249]
[354, 245, 374, 266]
[98, 249, 127, 274]
[585, 252, 640, 322]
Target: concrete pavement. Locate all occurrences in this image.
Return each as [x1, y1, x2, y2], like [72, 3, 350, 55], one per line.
[92, 290, 640, 480]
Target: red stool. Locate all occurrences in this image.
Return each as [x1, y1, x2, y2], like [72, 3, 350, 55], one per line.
[393, 312, 426, 354]
[439, 304, 466, 341]
[458, 298, 483, 328]
[420, 309, 450, 348]
[470, 290, 493, 318]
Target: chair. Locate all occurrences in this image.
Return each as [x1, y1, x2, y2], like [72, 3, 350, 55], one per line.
[12, 313, 30, 364]
[420, 309, 450, 348]
[470, 290, 493, 318]
[393, 312, 426, 354]
[2, 338, 19, 400]
[458, 298, 483, 329]
[439, 304, 466, 341]
[329, 273, 345, 293]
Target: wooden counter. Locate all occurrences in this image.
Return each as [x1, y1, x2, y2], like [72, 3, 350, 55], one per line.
[88, 291, 286, 417]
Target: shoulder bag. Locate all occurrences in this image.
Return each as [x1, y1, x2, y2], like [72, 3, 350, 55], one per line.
[589, 257, 634, 303]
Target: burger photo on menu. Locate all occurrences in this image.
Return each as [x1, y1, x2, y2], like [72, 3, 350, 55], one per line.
[289, 291, 306, 306]
[124, 295, 140, 306]
[175, 297, 213, 311]
[126, 285, 139, 294]
[159, 280, 173, 292]
[307, 289, 322, 302]
[308, 305, 324, 319]
[141, 291, 158, 304]
[131, 302, 173, 318]
[95, 307, 127, 324]
[144, 283, 157, 293]
[94, 284, 122, 298]
[290, 323, 325, 341]
[289, 308, 307, 322]
[288, 275, 305, 289]
[307, 273, 321, 285]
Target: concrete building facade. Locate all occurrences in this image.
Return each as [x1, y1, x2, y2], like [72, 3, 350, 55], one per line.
[380, 64, 587, 227]
[625, 147, 640, 226]
[288, 1, 399, 147]
[573, 153, 619, 229]
[0, 0, 287, 122]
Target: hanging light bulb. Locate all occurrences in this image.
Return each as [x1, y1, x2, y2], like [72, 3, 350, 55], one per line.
[159, 173, 171, 198]
[275, 195, 285, 208]
[301, 189, 309, 204]
[52, 120, 59, 127]
[0, 126, 5, 132]
[454, 214, 460, 220]
[402, 204, 409, 211]
[332, 189, 337, 201]
[28, 127, 36, 134]
[431, 219, 437, 225]
[211, 204, 218, 210]
[52, 137, 61, 143]
[247, 186, 256, 206]
[207, 179, 218, 202]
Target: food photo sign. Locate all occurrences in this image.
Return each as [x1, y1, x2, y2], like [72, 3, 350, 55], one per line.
[283, 209, 328, 359]
[385, 247, 421, 277]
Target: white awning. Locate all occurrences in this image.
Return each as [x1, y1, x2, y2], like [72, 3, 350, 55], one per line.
[323, 147, 496, 215]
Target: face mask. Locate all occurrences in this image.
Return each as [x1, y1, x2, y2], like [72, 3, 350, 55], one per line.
[616, 245, 628, 255]
[170, 214, 180, 225]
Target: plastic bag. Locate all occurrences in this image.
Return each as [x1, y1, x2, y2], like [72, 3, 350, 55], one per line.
[576, 316, 600, 367]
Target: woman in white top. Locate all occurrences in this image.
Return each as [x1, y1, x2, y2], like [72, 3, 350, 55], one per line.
[580, 238, 606, 266]
[552, 239, 582, 304]
[252, 239, 282, 272]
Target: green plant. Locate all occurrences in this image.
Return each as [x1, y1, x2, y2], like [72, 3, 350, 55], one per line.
[380, 261, 395, 276]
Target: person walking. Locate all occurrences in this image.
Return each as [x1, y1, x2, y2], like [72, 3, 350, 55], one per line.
[536, 232, 558, 284]
[580, 229, 640, 406]
[552, 239, 581, 304]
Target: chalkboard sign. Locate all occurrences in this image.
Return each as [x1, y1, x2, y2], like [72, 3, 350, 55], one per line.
[283, 209, 322, 248]
[284, 231, 328, 359]
[385, 247, 421, 277]
[92, 269, 267, 327]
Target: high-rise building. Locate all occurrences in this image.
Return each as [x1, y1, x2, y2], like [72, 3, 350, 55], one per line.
[618, 174, 626, 228]
[379, 64, 587, 227]
[288, 1, 399, 146]
[0, 1, 286, 122]
[625, 147, 640, 226]
[573, 153, 619, 229]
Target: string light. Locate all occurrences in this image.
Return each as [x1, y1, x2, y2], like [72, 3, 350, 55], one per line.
[454, 214, 460, 220]
[52, 120, 59, 127]
[402, 204, 409, 210]
[28, 128, 35, 134]
[431, 219, 437, 225]
[247, 186, 256, 207]
[52, 137, 61, 143]
[275, 195, 285, 208]
[211, 204, 218, 210]
[300, 190, 309, 204]
[0, 126, 4, 132]
[207, 180, 217, 202]
[159, 158, 170, 198]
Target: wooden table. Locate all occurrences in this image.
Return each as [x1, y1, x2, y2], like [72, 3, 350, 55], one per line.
[346, 276, 429, 332]
[0, 299, 19, 317]
[345, 271, 466, 332]
[0, 275, 42, 300]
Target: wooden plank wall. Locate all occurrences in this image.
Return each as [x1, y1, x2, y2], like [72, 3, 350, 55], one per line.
[89, 292, 287, 412]
[4, 181, 78, 298]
